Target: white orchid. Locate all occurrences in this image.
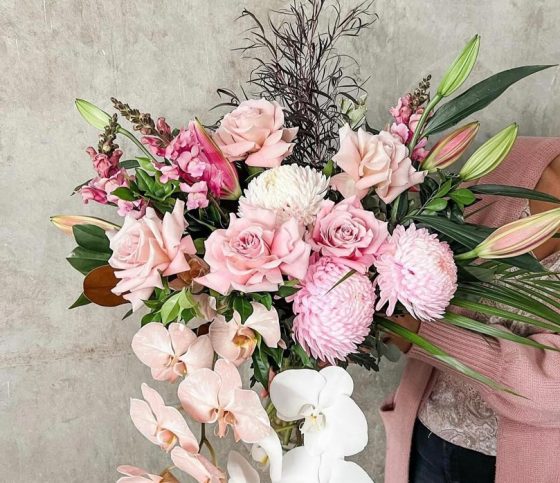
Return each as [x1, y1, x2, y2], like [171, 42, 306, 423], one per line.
[269, 366, 368, 458]
[278, 446, 373, 483]
[227, 451, 260, 483]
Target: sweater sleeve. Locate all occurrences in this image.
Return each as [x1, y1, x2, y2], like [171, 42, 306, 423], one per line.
[408, 321, 560, 427]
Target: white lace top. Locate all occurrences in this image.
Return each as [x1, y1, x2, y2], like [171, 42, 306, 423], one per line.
[418, 215, 560, 456]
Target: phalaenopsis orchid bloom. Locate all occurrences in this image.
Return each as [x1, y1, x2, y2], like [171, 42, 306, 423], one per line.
[131, 322, 213, 382]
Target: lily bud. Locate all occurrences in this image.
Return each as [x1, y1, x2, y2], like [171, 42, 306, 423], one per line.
[437, 35, 480, 97]
[456, 207, 560, 260]
[75, 99, 112, 130]
[193, 119, 241, 200]
[422, 121, 480, 172]
[459, 123, 518, 181]
[50, 215, 119, 236]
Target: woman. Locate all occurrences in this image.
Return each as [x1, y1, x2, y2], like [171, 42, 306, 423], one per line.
[381, 137, 560, 483]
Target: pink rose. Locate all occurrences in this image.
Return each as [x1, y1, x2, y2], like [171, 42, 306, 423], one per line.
[310, 197, 389, 273]
[330, 124, 427, 204]
[196, 206, 311, 295]
[213, 99, 298, 168]
[108, 200, 196, 311]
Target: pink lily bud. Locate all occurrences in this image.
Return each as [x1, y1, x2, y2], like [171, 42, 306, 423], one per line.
[422, 122, 480, 172]
[50, 215, 119, 236]
[456, 207, 560, 260]
[192, 119, 241, 201]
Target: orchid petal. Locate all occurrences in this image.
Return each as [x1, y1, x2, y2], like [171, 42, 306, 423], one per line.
[269, 369, 324, 421]
[227, 451, 260, 483]
[178, 368, 220, 423]
[245, 303, 281, 348]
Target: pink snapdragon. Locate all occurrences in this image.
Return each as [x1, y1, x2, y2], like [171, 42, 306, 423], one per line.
[131, 322, 214, 382]
[178, 359, 272, 443]
[181, 181, 209, 210]
[197, 205, 311, 295]
[389, 96, 429, 162]
[309, 197, 389, 273]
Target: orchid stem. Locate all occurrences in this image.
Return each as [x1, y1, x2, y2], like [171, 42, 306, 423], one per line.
[199, 423, 218, 467]
[118, 126, 158, 163]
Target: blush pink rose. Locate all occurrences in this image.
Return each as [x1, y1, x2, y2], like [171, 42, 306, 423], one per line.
[330, 124, 427, 204]
[196, 206, 311, 295]
[213, 99, 298, 168]
[309, 197, 389, 273]
[108, 200, 196, 311]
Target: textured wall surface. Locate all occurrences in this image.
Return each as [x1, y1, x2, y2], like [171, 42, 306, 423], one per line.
[1, 1, 559, 482]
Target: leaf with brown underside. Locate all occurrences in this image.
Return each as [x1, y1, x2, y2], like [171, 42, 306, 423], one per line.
[83, 265, 128, 307]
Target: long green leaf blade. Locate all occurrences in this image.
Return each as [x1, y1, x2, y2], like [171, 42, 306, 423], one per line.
[377, 317, 515, 393]
[470, 184, 560, 204]
[443, 312, 559, 351]
[424, 65, 555, 135]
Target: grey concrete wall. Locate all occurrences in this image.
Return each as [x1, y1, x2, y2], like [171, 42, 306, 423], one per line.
[1, 1, 559, 482]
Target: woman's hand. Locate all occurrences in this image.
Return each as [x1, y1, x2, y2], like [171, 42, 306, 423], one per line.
[384, 314, 421, 353]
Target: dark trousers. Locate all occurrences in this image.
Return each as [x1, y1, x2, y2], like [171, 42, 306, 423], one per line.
[410, 420, 496, 483]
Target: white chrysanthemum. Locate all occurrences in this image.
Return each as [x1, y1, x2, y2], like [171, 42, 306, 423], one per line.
[239, 165, 329, 225]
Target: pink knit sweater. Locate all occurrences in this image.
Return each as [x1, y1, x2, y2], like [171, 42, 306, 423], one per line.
[381, 137, 560, 483]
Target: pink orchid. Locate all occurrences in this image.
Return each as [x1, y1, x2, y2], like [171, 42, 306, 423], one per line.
[130, 384, 199, 453]
[117, 465, 163, 483]
[209, 302, 281, 366]
[131, 322, 214, 382]
[171, 447, 226, 483]
[178, 359, 272, 443]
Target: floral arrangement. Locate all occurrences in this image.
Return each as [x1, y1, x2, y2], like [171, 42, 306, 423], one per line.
[52, 2, 560, 482]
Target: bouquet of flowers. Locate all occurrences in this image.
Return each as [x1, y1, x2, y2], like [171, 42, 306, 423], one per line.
[52, 1, 560, 482]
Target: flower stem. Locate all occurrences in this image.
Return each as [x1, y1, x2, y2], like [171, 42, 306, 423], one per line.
[199, 423, 218, 467]
[408, 94, 442, 151]
[118, 126, 158, 163]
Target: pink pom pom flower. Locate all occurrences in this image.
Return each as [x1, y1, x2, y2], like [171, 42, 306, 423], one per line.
[374, 224, 458, 322]
[292, 257, 376, 364]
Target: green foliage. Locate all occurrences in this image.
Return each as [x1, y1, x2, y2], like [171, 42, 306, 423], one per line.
[233, 296, 254, 323]
[66, 224, 112, 275]
[69, 293, 92, 309]
[470, 184, 560, 204]
[424, 65, 555, 136]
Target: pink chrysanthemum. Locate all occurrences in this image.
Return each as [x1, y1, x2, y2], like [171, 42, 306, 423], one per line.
[374, 224, 457, 322]
[292, 256, 376, 364]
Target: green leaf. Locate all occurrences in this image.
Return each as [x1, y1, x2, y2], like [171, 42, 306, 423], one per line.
[293, 343, 315, 368]
[160, 292, 182, 324]
[443, 312, 560, 351]
[251, 293, 273, 311]
[424, 65, 556, 136]
[278, 284, 300, 298]
[450, 188, 476, 206]
[377, 317, 516, 393]
[66, 247, 110, 275]
[72, 224, 111, 253]
[119, 159, 140, 169]
[470, 184, 560, 204]
[435, 179, 454, 198]
[424, 198, 448, 212]
[233, 297, 254, 323]
[111, 187, 137, 201]
[135, 169, 156, 192]
[251, 347, 271, 388]
[69, 293, 92, 309]
[137, 157, 158, 173]
[323, 159, 335, 177]
[451, 297, 560, 333]
[327, 269, 356, 293]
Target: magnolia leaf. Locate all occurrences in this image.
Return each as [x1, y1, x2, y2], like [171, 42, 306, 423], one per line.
[83, 265, 128, 307]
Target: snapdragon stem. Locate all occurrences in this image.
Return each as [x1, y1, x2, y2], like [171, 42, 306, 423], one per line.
[409, 94, 442, 151]
[118, 126, 158, 163]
